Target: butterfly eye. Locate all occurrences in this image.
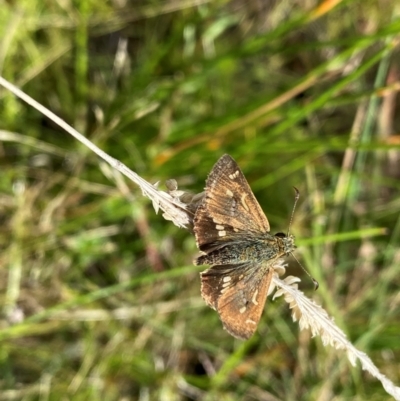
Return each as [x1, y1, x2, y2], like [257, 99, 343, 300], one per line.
[275, 232, 286, 238]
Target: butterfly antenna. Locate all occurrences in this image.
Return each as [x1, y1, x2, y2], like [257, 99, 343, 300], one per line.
[287, 187, 300, 237]
[288, 187, 319, 290]
[291, 252, 319, 290]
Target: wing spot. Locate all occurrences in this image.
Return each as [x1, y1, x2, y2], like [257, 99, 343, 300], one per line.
[233, 228, 239, 232]
[226, 189, 234, 197]
[240, 193, 250, 212]
[229, 171, 240, 180]
[218, 230, 226, 237]
[215, 224, 224, 230]
[245, 319, 256, 325]
[239, 306, 247, 314]
[221, 277, 231, 288]
[229, 199, 237, 216]
[251, 289, 259, 305]
[238, 274, 244, 280]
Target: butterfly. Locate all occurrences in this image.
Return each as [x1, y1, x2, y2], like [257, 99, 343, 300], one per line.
[193, 154, 296, 339]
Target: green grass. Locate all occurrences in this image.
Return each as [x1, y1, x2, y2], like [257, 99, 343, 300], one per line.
[1, 0, 400, 400]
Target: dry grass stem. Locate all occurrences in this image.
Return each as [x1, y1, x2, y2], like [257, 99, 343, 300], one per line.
[273, 268, 400, 401]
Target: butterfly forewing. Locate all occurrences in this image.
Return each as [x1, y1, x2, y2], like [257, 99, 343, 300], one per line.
[194, 155, 270, 251]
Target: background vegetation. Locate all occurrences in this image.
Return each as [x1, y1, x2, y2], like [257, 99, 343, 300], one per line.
[1, 0, 400, 400]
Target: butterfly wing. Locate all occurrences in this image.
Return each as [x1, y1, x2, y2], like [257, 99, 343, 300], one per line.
[194, 154, 270, 252]
[201, 263, 274, 339]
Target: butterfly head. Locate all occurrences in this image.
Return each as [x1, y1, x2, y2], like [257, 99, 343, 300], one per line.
[274, 232, 296, 255]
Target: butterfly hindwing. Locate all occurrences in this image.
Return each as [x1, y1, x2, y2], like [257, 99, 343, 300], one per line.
[201, 263, 274, 339]
[200, 263, 253, 308]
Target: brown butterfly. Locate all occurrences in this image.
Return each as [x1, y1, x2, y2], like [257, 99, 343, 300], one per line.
[193, 154, 296, 339]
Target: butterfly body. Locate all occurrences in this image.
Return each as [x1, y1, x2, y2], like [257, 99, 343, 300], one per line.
[195, 233, 294, 266]
[193, 154, 296, 339]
